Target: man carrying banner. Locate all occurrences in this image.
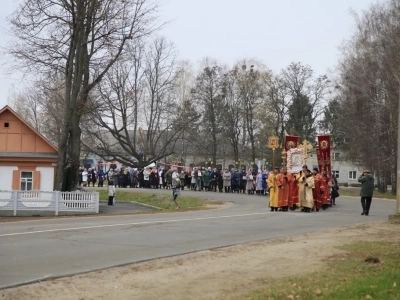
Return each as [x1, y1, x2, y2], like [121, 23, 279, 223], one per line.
[288, 171, 299, 210]
[320, 170, 331, 210]
[284, 135, 299, 210]
[316, 135, 332, 210]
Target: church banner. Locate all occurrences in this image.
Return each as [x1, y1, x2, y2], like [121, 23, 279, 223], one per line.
[284, 135, 299, 152]
[317, 135, 331, 174]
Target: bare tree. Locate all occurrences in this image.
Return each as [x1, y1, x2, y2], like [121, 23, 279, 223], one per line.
[11, 80, 66, 146]
[324, 1, 400, 193]
[9, 0, 159, 190]
[282, 62, 329, 141]
[237, 62, 270, 163]
[221, 67, 242, 162]
[192, 65, 226, 166]
[83, 37, 196, 167]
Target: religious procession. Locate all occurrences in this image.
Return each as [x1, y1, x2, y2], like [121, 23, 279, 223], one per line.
[267, 134, 339, 212]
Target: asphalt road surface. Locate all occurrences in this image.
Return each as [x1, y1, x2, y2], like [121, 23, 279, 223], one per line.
[0, 189, 395, 289]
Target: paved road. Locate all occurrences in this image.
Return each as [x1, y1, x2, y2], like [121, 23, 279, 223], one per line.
[0, 189, 395, 289]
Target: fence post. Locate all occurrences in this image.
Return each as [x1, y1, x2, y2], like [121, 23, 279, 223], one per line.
[55, 191, 60, 216]
[13, 191, 18, 217]
[95, 193, 99, 214]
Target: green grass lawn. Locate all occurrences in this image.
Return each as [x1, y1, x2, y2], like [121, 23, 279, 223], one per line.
[339, 188, 396, 200]
[241, 241, 400, 300]
[98, 189, 217, 211]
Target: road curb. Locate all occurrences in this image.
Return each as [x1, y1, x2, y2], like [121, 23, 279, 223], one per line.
[128, 201, 162, 210]
[340, 195, 395, 202]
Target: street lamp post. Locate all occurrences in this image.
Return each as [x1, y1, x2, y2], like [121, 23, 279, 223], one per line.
[396, 81, 400, 215]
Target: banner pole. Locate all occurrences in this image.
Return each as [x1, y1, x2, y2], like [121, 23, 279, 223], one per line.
[272, 148, 275, 169]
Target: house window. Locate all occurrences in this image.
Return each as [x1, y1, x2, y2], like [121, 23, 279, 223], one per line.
[4, 122, 9, 128]
[332, 153, 340, 161]
[20, 171, 33, 191]
[349, 171, 357, 180]
[332, 170, 340, 179]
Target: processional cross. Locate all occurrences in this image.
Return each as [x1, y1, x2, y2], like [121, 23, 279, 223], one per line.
[298, 139, 313, 163]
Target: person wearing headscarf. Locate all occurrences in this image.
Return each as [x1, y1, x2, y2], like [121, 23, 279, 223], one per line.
[158, 168, 165, 189]
[223, 168, 231, 193]
[98, 169, 105, 187]
[202, 168, 211, 191]
[329, 174, 339, 206]
[231, 169, 240, 193]
[217, 169, 224, 193]
[256, 171, 264, 195]
[239, 169, 247, 194]
[211, 168, 218, 192]
[246, 169, 254, 195]
[149, 168, 156, 189]
[262, 171, 268, 196]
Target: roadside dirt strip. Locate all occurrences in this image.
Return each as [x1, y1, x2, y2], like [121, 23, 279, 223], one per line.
[2, 221, 398, 300]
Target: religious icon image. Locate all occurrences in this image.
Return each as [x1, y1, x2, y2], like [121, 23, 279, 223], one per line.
[320, 140, 329, 149]
[291, 154, 302, 172]
[287, 148, 304, 173]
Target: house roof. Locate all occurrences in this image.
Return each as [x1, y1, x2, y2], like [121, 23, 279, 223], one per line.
[0, 152, 58, 158]
[0, 105, 58, 152]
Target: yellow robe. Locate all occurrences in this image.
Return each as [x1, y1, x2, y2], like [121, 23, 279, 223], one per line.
[303, 176, 315, 208]
[296, 172, 306, 208]
[268, 173, 279, 208]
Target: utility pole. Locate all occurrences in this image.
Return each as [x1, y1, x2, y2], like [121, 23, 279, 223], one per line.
[397, 81, 400, 214]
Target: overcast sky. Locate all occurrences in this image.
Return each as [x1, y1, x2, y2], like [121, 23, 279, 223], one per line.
[0, 0, 383, 108]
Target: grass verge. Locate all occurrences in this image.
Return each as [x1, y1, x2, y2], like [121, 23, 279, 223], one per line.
[339, 188, 396, 200]
[241, 241, 400, 300]
[98, 189, 215, 210]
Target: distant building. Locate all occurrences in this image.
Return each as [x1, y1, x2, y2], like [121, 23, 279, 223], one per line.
[0, 106, 58, 191]
[307, 148, 365, 185]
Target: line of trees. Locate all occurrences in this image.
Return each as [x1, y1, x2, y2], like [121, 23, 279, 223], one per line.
[323, 0, 400, 193]
[8, 0, 330, 191]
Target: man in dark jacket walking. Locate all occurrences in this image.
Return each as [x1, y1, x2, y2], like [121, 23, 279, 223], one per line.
[358, 170, 374, 216]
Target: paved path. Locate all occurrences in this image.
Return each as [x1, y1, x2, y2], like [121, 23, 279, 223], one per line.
[99, 202, 156, 214]
[0, 189, 395, 289]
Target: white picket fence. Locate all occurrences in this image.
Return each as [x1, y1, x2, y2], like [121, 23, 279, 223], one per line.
[0, 190, 99, 216]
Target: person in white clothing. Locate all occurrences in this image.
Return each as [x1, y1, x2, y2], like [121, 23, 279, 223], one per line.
[82, 168, 88, 186]
[107, 181, 116, 206]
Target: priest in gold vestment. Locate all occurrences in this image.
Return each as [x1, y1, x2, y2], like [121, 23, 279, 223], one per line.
[267, 167, 279, 212]
[303, 169, 315, 212]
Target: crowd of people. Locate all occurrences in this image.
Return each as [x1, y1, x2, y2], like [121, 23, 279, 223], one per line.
[78, 164, 340, 212]
[78, 166, 271, 194]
